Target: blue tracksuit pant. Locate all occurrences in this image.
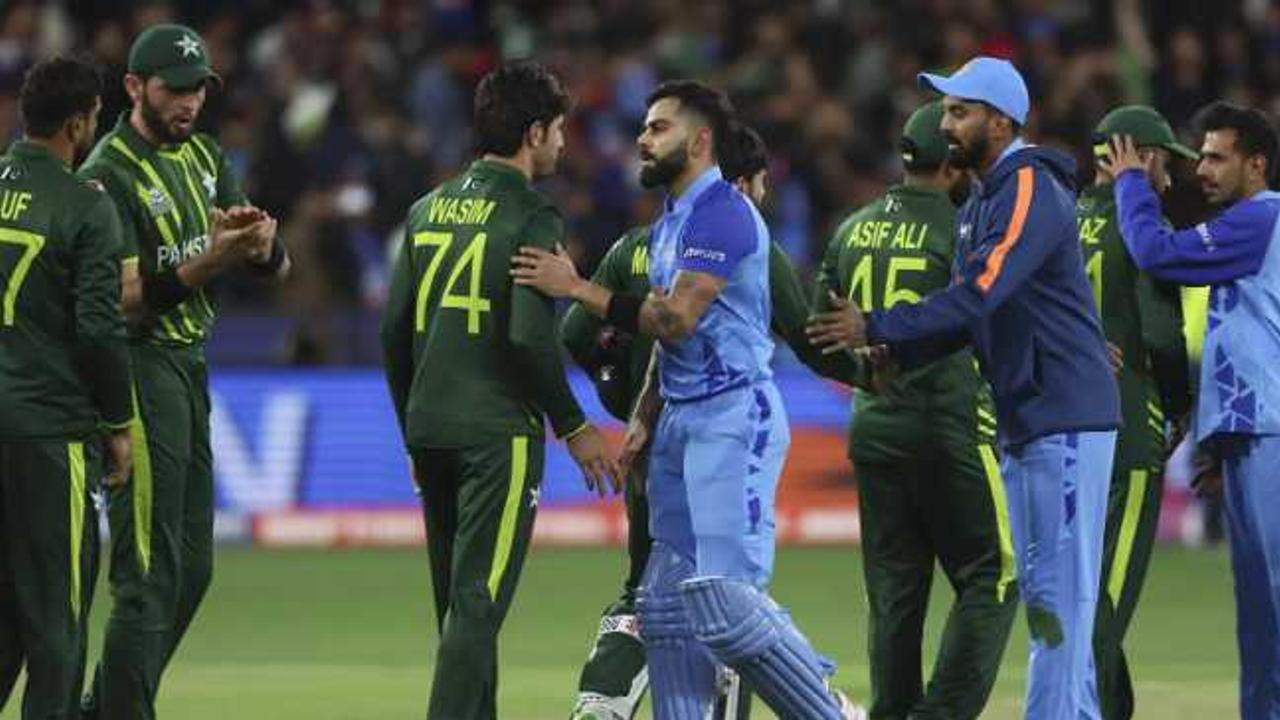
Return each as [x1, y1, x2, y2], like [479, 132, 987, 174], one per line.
[647, 381, 788, 587]
[1221, 434, 1280, 720]
[1003, 430, 1115, 720]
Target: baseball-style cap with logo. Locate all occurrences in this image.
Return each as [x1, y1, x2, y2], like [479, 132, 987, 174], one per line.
[900, 100, 949, 170]
[128, 24, 221, 90]
[1093, 105, 1199, 160]
[918, 56, 1030, 126]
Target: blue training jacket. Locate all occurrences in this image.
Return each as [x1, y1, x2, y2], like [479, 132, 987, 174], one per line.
[1115, 171, 1280, 441]
[866, 145, 1121, 446]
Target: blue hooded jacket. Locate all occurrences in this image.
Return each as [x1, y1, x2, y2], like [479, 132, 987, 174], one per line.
[866, 145, 1121, 446]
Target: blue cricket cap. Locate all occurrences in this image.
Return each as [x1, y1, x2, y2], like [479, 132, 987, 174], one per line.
[918, 56, 1030, 125]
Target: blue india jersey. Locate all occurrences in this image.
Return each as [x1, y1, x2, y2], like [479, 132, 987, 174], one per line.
[647, 166, 774, 401]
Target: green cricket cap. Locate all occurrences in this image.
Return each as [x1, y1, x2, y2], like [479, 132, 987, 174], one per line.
[1093, 105, 1198, 160]
[900, 100, 949, 170]
[128, 24, 221, 91]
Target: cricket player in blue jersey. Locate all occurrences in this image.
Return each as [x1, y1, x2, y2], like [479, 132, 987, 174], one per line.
[808, 57, 1121, 719]
[1100, 101, 1280, 720]
[513, 80, 861, 720]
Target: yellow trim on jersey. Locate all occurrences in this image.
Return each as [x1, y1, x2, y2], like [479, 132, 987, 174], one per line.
[130, 385, 155, 575]
[170, 148, 208, 230]
[109, 137, 183, 233]
[189, 135, 218, 174]
[68, 442, 86, 617]
[1107, 469, 1149, 605]
[487, 436, 530, 600]
[978, 444, 1016, 603]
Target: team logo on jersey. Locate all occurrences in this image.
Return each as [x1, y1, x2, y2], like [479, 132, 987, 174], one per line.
[201, 171, 216, 200]
[885, 196, 902, 214]
[146, 187, 173, 217]
[175, 35, 202, 58]
[958, 223, 972, 242]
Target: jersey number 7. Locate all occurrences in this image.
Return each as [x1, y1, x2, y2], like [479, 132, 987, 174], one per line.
[413, 230, 492, 335]
[0, 227, 45, 327]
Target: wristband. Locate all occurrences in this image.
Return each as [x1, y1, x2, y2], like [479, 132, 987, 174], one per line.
[605, 292, 643, 334]
[251, 237, 286, 275]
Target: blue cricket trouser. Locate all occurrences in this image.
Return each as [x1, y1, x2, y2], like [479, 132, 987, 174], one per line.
[1221, 434, 1280, 720]
[1002, 430, 1115, 720]
[647, 381, 788, 587]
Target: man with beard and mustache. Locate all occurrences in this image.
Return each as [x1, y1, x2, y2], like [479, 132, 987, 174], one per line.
[0, 55, 136, 720]
[76, 24, 284, 720]
[807, 100, 1017, 720]
[1100, 102, 1280, 720]
[1076, 106, 1195, 720]
[807, 57, 1120, 719]
[562, 122, 856, 720]
[514, 81, 863, 720]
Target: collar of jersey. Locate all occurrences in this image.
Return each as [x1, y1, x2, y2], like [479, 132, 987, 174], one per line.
[8, 140, 60, 164]
[664, 165, 722, 215]
[471, 158, 529, 186]
[112, 111, 181, 156]
[890, 183, 948, 201]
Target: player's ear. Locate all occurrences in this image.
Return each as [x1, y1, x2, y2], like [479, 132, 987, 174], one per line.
[124, 74, 144, 104]
[693, 125, 713, 161]
[527, 120, 549, 150]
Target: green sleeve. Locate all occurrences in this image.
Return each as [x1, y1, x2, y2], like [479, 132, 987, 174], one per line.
[802, 231, 868, 386]
[72, 193, 134, 428]
[510, 207, 587, 437]
[1137, 270, 1192, 419]
[78, 164, 141, 261]
[379, 228, 416, 436]
[560, 232, 630, 368]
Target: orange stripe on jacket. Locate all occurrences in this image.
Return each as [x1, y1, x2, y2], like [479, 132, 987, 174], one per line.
[976, 166, 1035, 293]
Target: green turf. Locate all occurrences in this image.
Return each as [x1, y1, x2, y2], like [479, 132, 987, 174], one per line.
[2, 545, 1236, 719]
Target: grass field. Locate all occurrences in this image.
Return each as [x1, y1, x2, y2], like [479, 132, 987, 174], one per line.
[2, 545, 1237, 719]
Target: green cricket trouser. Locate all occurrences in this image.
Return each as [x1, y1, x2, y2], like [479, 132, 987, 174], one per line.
[0, 439, 95, 719]
[88, 343, 213, 720]
[412, 435, 544, 720]
[1093, 457, 1163, 720]
[854, 431, 1018, 720]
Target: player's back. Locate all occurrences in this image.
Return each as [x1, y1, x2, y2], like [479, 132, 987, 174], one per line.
[0, 141, 122, 439]
[401, 159, 558, 447]
[826, 185, 992, 455]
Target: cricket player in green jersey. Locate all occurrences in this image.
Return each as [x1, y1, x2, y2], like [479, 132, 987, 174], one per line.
[808, 101, 1017, 720]
[76, 24, 285, 720]
[1080, 106, 1194, 720]
[564, 122, 847, 720]
[0, 57, 133, 720]
[380, 60, 619, 720]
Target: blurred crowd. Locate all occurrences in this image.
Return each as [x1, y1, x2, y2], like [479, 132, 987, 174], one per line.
[1, 0, 1278, 363]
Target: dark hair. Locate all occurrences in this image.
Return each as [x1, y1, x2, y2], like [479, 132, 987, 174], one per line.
[19, 56, 101, 138]
[473, 60, 572, 157]
[1195, 101, 1280, 185]
[720, 122, 767, 183]
[646, 80, 735, 160]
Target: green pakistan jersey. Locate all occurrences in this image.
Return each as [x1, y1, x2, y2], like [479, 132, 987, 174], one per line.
[815, 184, 995, 461]
[1076, 183, 1190, 468]
[560, 224, 845, 422]
[78, 113, 247, 346]
[382, 159, 586, 448]
[0, 141, 133, 438]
